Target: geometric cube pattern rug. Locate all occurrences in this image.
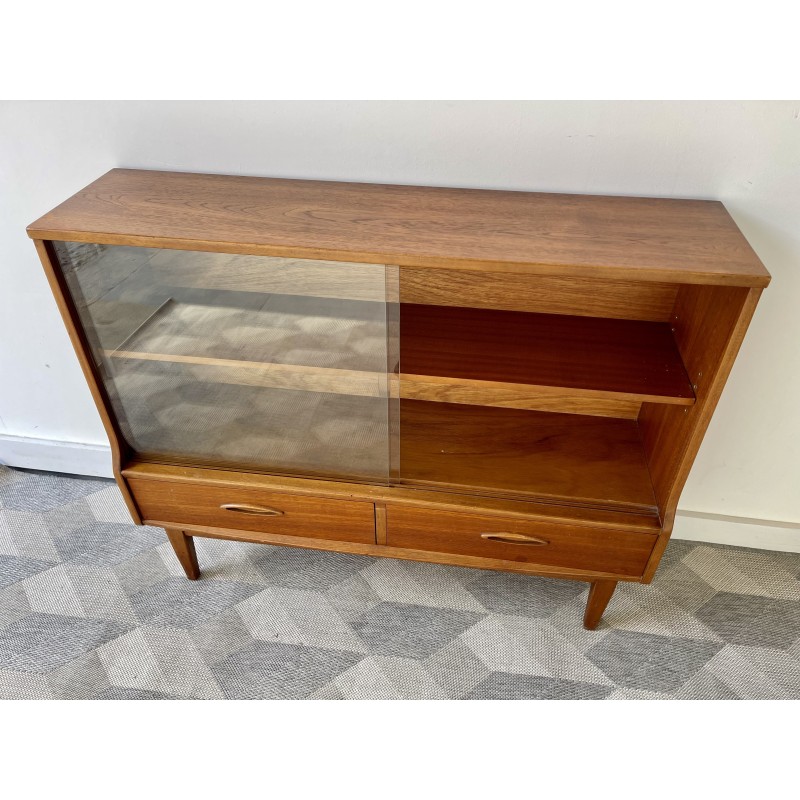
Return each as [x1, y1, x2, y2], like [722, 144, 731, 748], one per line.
[1, 465, 798, 699]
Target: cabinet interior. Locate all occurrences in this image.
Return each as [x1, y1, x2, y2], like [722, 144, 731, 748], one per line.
[53, 241, 744, 523]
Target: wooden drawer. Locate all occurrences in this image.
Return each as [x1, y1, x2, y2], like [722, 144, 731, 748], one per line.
[386, 505, 656, 577]
[129, 477, 376, 544]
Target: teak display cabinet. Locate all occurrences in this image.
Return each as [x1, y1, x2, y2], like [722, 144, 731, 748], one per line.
[28, 169, 770, 629]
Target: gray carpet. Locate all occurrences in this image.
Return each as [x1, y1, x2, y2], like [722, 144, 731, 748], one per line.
[1, 464, 798, 700]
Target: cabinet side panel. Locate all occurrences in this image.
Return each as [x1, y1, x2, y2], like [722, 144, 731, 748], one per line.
[33, 239, 142, 523]
[638, 284, 760, 532]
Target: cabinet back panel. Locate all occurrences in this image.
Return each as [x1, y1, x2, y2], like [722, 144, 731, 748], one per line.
[153, 256, 679, 322]
[399, 399, 657, 513]
[150, 248, 387, 303]
[400, 268, 679, 321]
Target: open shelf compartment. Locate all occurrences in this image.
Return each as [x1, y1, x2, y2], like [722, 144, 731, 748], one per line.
[399, 304, 695, 417]
[103, 297, 696, 417]
[398, 399, 658, 514]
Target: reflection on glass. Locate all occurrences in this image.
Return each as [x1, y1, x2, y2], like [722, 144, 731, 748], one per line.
[54, 242, 395, 483]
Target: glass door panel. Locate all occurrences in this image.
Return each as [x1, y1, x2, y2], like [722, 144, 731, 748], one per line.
[54, 242, 396, 484]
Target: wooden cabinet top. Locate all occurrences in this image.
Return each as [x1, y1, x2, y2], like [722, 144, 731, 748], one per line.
[28, 168, 770, 287]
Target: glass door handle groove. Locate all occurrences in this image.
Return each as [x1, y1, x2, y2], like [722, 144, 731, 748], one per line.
[220, 503, 284, 516]
[480, 532, 549, 546]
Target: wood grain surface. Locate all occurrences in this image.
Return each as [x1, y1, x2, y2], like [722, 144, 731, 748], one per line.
[145, 518, 640, 582]
[28, 169, 770, 286]
[150, 249, 387, 302]
[397, 375, 643, 417]
[400, 268, 680, 321]
[106, 349, 388, 398]
[129, 477, 377, 544]
[400, 303, 696, 404]
[398, 400, 657, 512]
[385, 506, 656, 576]
[104, 296, 696, 416]
[638, 285, 761, 530]
[583, 580, 619, 629]
[123, 460, 662, 533]
[164, 529, 200, 580]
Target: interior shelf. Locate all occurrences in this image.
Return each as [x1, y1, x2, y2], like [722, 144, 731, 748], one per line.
[103, 294, 391, 398]
[108, 349, 387, 398]
[398, 399, 658, 513]
[95, 293, 393, 481]
[101, 286, 696, 424]
[399, 304, 695, 415]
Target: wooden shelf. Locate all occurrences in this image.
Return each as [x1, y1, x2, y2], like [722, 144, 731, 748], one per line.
[101, 294, 391, 399]
[399, 304, 695, 416]
[398, 399, 657, 513]
[107, 350, 387, 398]
[106, 300, 696, 419]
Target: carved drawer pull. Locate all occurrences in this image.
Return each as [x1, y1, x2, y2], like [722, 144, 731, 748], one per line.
[480, 532, 549, 546]
[220, 503, 284, 516]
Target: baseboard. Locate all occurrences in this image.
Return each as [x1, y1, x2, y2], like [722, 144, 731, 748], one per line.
[1, 435, 798, 553]
[673, 510, 800, 553]
[0, 434, 113, 479]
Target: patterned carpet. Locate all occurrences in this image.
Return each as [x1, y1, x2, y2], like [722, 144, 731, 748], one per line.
[1, 464, 798, 700]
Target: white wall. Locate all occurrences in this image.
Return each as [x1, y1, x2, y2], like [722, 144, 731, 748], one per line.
[1, 101, 798, 545]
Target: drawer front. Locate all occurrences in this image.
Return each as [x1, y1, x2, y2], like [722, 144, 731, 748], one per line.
[386, 506, 656, 576]
[129, 478, 376, 544]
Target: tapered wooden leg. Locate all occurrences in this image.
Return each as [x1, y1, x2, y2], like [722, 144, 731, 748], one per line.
[583, 580, 617, 630]
[165, 528, 201, 580]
